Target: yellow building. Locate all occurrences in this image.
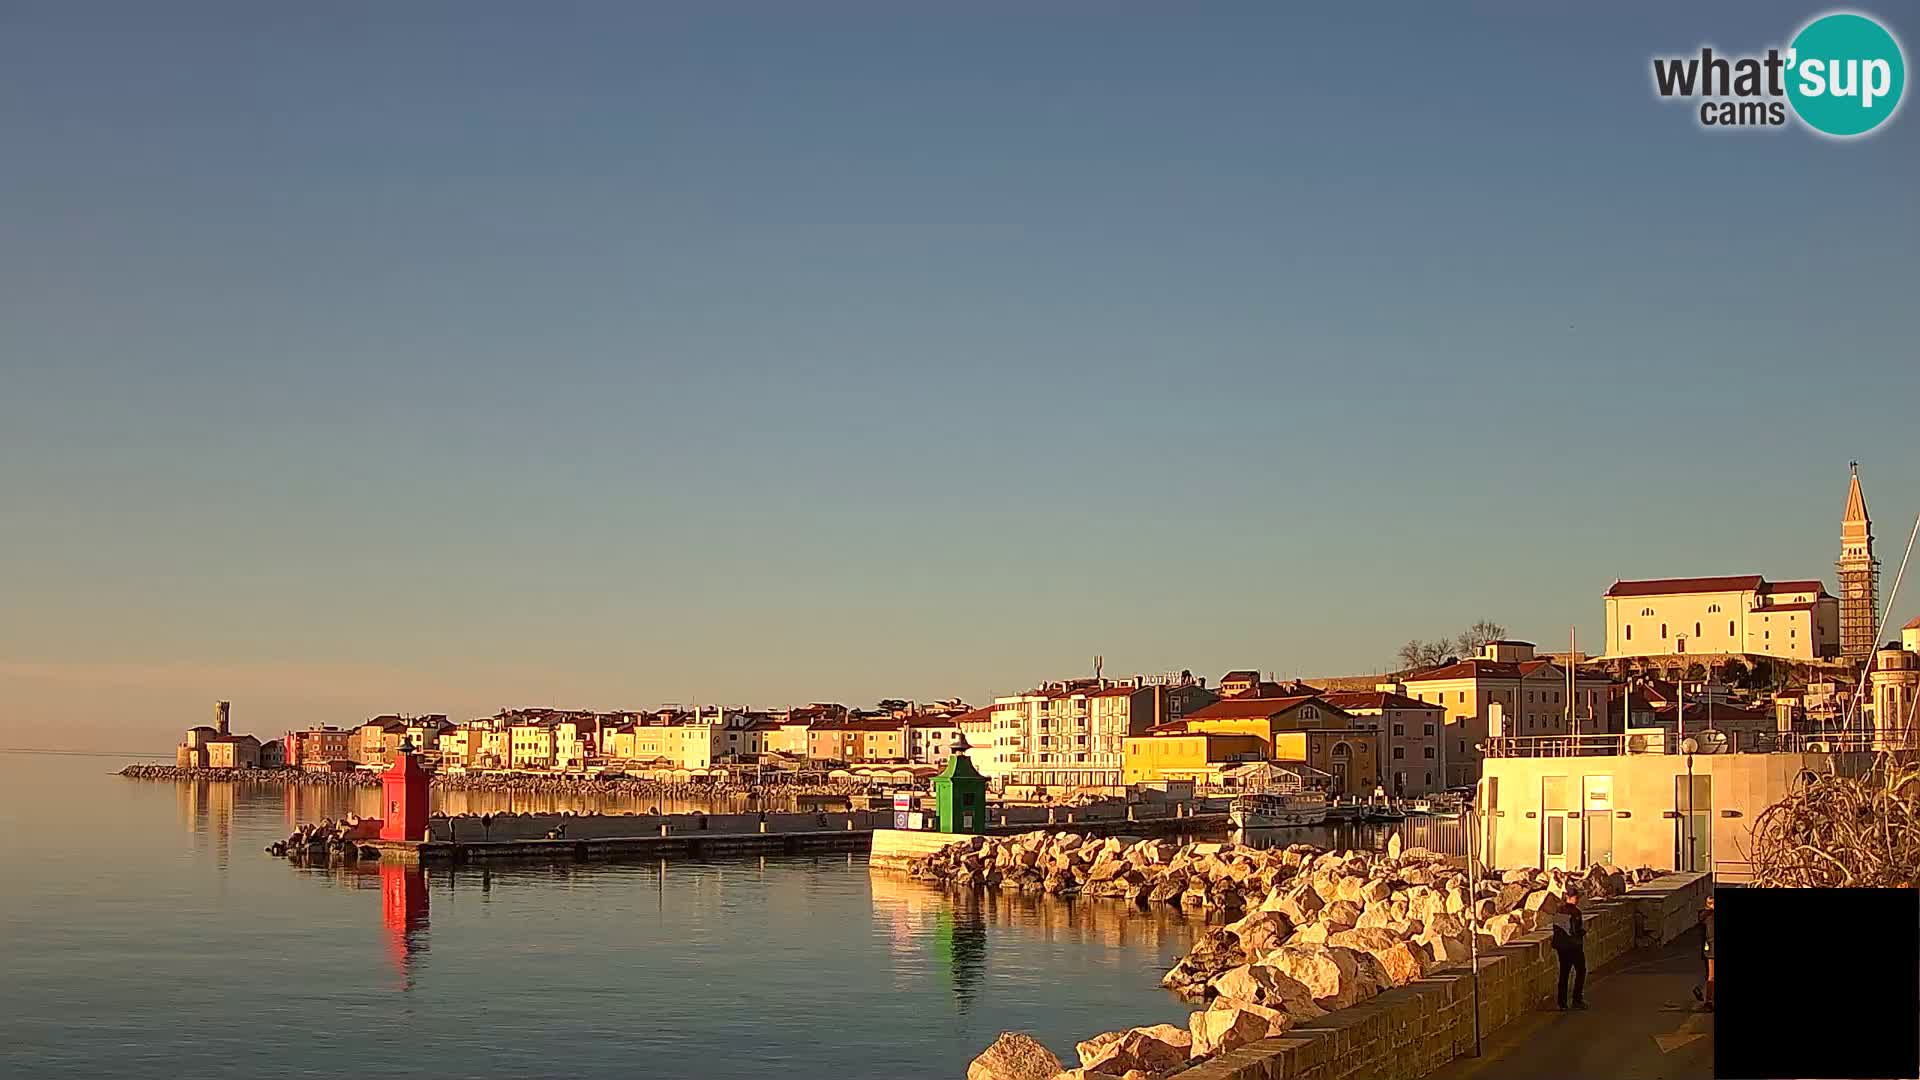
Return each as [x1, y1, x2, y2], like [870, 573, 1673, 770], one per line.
[1602, 575, 1839, 662]
[1402, 641, 1614, 788]
[605, 721, 722, 770]
[1121, 730, 1268, 786]
[206, 734, 261, 769]
[1180, 694, 1384, 795]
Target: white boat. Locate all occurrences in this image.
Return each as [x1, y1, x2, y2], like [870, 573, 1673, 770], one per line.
[1229, 790, 1329, 829]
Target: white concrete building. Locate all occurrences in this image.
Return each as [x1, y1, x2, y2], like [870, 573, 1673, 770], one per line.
[1602, 575, 1839, 662]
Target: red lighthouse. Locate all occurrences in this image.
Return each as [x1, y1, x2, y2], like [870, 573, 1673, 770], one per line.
[378, 736, 429, 842]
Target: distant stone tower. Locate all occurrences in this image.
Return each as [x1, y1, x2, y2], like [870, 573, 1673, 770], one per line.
[214, 700, 231, 736]
[1838, 463, 1879, 664]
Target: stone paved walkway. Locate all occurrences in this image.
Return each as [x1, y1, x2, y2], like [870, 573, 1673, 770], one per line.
[1425, 938, 1713, 1080]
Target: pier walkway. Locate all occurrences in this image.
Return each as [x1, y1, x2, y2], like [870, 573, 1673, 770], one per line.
[1425, 938, 1713, 1080]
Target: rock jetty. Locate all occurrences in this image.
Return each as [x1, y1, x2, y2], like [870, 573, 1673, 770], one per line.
[266, 817, 383, 863]
[943, 833, 1656, 1080]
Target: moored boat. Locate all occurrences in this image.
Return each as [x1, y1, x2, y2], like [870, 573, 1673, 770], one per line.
[1229, 789, 1329, 829]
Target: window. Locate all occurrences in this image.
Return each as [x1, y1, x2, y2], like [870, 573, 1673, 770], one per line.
[1393, 747, 1405, 759]
[1707, 603, 1721, 613]
[1458, 692, 1466, 703]
[1393, 723, 1405, 736]
[1424, 723, 1435, 735]
[1425, 771, 1433, 785]
[1301, 706, 1318, 720]
[1729, 621, 1736, 636]
[1695, 622, 1702, 637]
[1626, 625, 1632, 641]
[1528, 691, 1534, 703]
[1661, 623, 1668, 639]
[1641, 607, 1654, 616]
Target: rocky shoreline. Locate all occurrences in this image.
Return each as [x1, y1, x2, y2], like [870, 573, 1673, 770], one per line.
[118, 764, 872, 800]
[919, 832, 1654, 1080]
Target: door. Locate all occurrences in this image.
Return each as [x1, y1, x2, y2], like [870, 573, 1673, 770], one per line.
[1541, 775, 1572, 871]
[1581, 775, 1614, 869]
[1676, 773, 1712, 872]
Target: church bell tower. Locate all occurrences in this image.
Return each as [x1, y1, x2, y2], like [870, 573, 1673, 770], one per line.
[1838, 462, 1879, 665]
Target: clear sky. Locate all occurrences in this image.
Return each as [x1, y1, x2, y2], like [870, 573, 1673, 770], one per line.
[4, 2, 1917, 751]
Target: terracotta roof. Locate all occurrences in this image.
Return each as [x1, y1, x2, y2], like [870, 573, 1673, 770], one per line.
[1141, 720, 1191, 734]
[903, 713, 962, 728]
[206, 734, 260, 744]
[1904, 615, 1920, 630]
[1320, 691, 1443, 713]
[1089, 685, 1139, 698]
[1606, 576, 1764, 597]
[1406, 658, 1607, 684]
[1764, 580, 1830, 596]
[1220, 670, 1261, 682]
[1186, 695, 1334, 721]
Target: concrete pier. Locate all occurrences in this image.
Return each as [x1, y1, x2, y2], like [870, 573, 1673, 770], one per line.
[368, 828, 873, 863]
[368, 810, 1231, 865]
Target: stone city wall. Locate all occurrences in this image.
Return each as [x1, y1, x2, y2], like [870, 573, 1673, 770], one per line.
[424, 809, 893, 842]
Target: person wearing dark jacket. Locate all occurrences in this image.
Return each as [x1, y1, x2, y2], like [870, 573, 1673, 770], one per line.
[1552, 891, 1587, 1010]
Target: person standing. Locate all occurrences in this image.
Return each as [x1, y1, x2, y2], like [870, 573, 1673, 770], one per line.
[1553, 891, 1588, 1010]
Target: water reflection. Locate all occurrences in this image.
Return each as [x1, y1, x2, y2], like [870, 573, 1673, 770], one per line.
[935, 897, 988, 1011]
[380, 863, 430, 991]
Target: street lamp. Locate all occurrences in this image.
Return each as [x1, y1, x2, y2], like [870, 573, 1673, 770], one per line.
[1680, 736, 1699, 873]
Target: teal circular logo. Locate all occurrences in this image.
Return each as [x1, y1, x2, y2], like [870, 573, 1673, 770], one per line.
[1787, 12, 1906, 137]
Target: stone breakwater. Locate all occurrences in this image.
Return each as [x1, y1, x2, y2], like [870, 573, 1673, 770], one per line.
[266, 817, 384, 863]
[118, 764, 870, 800]
[911, 832, 1656, 1080]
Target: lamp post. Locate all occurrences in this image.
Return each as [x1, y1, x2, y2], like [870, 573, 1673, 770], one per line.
[1680, 737, 1699, 873]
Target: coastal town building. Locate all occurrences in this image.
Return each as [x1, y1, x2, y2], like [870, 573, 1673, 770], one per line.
[1838, 464, 1880, 664]
[907, 711, 968, 766]
[1399, 641, 1613, 788]
[1120, 729, 1268, 787]
[174, 701, 273, 770]
[508, 721, 557, 769]
[1319, 689, 1447, 796]
[1602, 575, 1840, 663]
[958, 708, 1008, 781]
[1869, 631, 1920, 750]
[1179, 694, 1382, 794]
[806, 718, 907, 765]
[1479, 736, 1874, 882]
[206, 733, 261, 769]
[285, 726, 354, 769]
[996, 673, 1214, 795]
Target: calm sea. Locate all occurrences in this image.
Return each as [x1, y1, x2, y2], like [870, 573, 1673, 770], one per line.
[0, 752, 1209, 1079]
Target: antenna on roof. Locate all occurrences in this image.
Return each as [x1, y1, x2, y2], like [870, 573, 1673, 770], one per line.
[1093, 655, 1104, 682]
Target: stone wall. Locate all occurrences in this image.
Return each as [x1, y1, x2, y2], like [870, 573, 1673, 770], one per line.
[1170, 874, 1706, 1080]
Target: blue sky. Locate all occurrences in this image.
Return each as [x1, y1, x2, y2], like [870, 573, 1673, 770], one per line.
[3, 2, 1917, 749]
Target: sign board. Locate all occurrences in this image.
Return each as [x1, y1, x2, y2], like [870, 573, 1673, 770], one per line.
[893, 811, 910, 830]
[907, 811, 925, 830]
[893, 792, 913, 812]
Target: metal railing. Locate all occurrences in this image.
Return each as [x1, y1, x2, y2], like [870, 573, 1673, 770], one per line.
[1483, 730, 1899, 758]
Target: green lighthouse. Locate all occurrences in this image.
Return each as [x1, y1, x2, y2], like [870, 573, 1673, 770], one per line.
[932, 733, 989, 835]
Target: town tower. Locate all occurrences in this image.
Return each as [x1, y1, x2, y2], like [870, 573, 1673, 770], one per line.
[1839, 462, 1879, 664]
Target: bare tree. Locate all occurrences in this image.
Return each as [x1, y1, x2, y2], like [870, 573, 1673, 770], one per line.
[1397, 639, 1455, 672]
[1454, 620, 1509, 659]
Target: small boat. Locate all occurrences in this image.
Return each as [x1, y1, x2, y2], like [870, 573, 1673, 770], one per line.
[1323, 797, 1366, 823]
[1365, 805, 1406, 823]
[1229, 790, 1329, 829]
